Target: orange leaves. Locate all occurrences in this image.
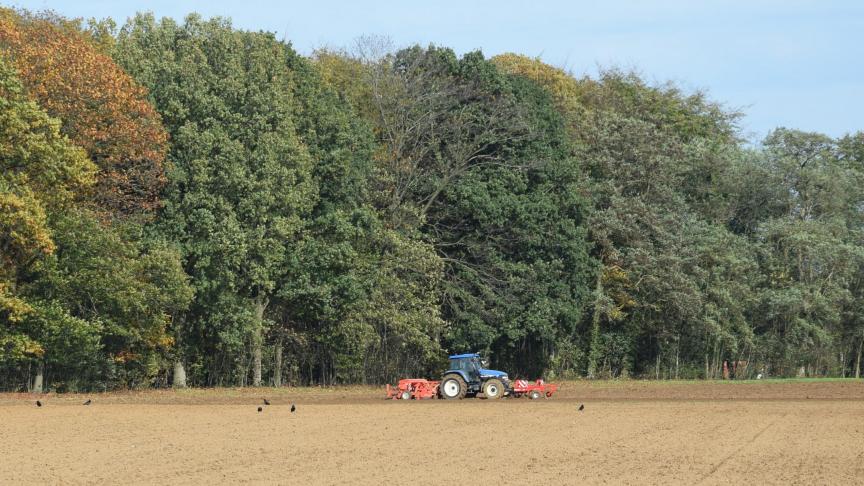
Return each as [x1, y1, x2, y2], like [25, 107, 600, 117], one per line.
[0, 57, 95, 281]
[0, 9, 168, 218]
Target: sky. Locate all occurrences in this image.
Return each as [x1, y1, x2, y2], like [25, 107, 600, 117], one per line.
[8, 0, 863, 140]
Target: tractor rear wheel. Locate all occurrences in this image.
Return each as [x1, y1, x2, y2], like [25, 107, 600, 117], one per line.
[439, 374, 467, 399]
[482, 379, 505, 399]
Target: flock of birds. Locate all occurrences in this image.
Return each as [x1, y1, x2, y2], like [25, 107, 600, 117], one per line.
[35, 397, 579, 411]
[35, 397, 297, 413]
[257, 398, 296, 414]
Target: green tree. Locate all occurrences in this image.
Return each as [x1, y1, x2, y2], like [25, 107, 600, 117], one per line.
[0, 58, 95, 389]
[114, 14, 317, 386]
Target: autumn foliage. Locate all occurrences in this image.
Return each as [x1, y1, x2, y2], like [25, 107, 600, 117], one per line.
[0, 9, 168, 217]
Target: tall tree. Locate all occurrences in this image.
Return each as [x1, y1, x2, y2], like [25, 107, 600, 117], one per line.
[114, 14, 317, 386]
[0, 8, 168, 219]
[0, 58, 95, 389]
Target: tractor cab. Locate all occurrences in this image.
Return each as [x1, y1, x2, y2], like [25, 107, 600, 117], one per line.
[440, 353, 510, 399]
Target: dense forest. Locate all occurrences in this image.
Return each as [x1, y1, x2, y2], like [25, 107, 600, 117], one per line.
[1, 9, 863, 391]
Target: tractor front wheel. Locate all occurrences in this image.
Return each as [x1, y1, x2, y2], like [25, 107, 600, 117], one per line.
[439, 374, 467, 399]
[482, 379, 505, 399]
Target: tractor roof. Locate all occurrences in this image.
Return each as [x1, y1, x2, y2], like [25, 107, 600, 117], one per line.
[448, 353, 480, 359]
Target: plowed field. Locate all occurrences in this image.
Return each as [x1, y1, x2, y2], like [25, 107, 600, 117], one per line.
[2, 380, 862, 484]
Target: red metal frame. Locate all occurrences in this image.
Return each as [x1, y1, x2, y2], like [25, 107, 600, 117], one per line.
[386, 379, 441, 400]
[510, 379, 559, 398]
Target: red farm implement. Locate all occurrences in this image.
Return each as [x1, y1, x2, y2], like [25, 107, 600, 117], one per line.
[510, 379, 559, 399]
[386, 379, 441, 400]
[385, 377, 559, 400]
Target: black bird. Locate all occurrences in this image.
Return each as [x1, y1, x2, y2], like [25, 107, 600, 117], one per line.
[578, 403, 584, 411]
[36, 400, 42, 407]
[290, 403, 296, 413]
[257, 406, 263, 413]
[83, 399, 92, 406]
[263, 398, 270, 406]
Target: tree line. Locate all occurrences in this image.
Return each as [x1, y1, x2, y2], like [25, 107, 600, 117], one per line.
[1, 9, 862, 391]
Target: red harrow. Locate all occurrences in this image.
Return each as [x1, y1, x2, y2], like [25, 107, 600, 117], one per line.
[386, 379, 441, 400]
[510, 379, 559, 399]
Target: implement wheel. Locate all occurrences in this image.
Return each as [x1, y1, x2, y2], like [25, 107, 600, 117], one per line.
[483, 379, 505, 399]
[529, 390, 542, 400]
[400, 390, 412, 400]
[440, 374, 467, 400]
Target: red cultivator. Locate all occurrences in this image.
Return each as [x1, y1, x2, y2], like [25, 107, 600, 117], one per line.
[385, 377, 559, 400]
[510, 379, 558, 399]
[386, 379, 441, 400]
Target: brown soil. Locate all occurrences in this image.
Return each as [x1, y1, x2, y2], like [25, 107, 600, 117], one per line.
[2, 380, 863, 484]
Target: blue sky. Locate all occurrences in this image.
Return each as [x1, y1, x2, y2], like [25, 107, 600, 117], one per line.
[8, 0, 863, 140]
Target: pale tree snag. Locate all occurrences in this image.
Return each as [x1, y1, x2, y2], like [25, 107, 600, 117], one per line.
[274, 337, 283, 387]
[856, 337, 863, 380]
[173, 360, 187, 389]
[253, 345, 262, 387]
[252, 295, 269, 387]
[32, 363, 44, 394]
[586, 271, 603, 379]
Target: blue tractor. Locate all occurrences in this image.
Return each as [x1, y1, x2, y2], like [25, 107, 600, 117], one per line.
[439, 353, 510, 399]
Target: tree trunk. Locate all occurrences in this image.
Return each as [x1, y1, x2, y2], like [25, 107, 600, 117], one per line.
[856, 337, 863, 380]
[274, 337, 283, 388]
[674, 341, 680, 380]
[586, 271, 604, 379]
[173, 360, 187, 389]
[252, 345, 263, 387]
[32, 363, 44, 393]
[171, 313, 187, 389]
[712, 339, 720, 379]
[252, 295, 269, 387]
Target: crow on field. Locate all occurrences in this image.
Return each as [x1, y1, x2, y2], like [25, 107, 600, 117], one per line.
[263, 398, 270, 406]
[290, 403, 296, 413]
[257, 406, 263, 413]
[36, 400, 42, 407]
[578, 404, 584, 411]
[83, 399, 92, 406]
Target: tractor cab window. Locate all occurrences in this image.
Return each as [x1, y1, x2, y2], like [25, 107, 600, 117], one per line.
[451, 357, 480, 375]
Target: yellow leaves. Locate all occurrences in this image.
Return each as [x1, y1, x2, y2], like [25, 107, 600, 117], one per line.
[0, 190, 55, 272]
[311, 48, 376, 120]
[0, 334, 44, 359]
[0, 56, 97, 279]
[601, 264, 636, 322]
[492, 53, 592, 118]
[601, 264, 630, 286]
[0, 283, 32, 322]
[23, 339, 44, 358]
[607, 306, 626, 321]
[113, 352, 139, 364]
